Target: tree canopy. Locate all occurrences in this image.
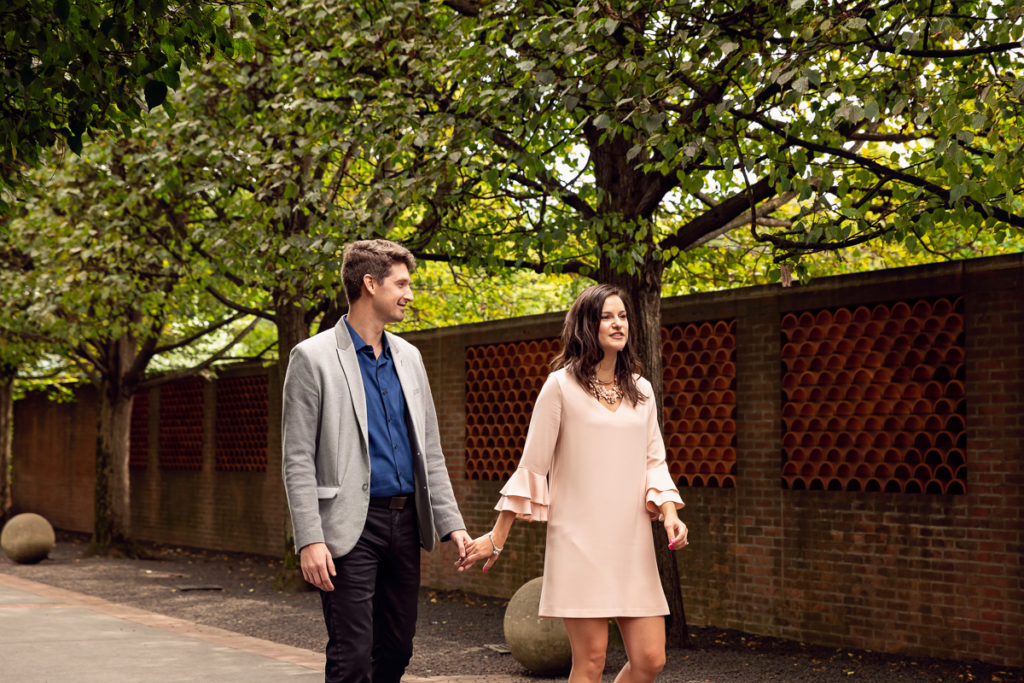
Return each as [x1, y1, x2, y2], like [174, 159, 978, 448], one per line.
[0, 0, 258, 190]
[314, 1, 1022, 282]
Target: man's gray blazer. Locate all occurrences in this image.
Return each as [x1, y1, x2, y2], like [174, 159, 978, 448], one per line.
[282, 319, 465, 558]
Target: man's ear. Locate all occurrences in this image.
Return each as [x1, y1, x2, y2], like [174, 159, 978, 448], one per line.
[362, 274, 375, 295]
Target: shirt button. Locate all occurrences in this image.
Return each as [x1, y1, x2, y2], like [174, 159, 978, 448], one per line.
[362, 483, 368, 492]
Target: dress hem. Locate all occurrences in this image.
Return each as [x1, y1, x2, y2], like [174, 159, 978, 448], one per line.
[539, 608, 671, 618]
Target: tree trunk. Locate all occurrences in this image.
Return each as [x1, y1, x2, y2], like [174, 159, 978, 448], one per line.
[601, 257, 689, 646]
[0, 372, 13, 524]
[317, 292, 347, 335]
[276, 299, 311, 382]
[274, 296, 314, 591]
[89, 332, 142, 556]
[90, 381, 135, 554]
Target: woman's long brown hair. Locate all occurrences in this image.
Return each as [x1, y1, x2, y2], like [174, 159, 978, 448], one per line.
[550, 284, 646, 406]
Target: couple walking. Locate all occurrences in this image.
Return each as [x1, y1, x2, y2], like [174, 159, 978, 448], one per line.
[282, 239, 688, 683]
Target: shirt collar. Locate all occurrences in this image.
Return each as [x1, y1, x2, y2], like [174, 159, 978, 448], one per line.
[344, 316, 390, 358]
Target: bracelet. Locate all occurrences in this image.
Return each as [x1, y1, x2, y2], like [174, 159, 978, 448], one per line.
[487, 531, 503, 556]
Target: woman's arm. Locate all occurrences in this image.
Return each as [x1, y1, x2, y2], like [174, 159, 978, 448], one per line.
[456, 510, 516, 572]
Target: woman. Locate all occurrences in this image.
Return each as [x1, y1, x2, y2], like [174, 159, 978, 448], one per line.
[457, 284, 687, 683]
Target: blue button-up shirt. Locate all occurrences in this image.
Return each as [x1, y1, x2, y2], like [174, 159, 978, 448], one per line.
[345, 318, 415, 497]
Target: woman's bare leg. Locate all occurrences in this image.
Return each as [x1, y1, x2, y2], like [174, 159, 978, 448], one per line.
[563, 617, 610, 683]
[612, 616, 666, 683]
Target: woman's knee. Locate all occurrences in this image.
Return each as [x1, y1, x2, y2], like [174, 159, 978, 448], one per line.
[571, 646, 607, 676]
[629, 647, 665, 676]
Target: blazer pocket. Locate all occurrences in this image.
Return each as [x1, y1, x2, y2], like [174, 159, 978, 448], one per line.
[316, 486, 340, 499]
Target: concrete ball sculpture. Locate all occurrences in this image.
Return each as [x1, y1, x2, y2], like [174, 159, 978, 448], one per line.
[1, 512, 56, 564]
[503, 576, 572, 675]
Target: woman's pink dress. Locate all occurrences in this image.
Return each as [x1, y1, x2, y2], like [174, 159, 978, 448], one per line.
[495, 369, 684, 618]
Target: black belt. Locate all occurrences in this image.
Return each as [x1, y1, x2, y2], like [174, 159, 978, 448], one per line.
[369, 496, 410, 510]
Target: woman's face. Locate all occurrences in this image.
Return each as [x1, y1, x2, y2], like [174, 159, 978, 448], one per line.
[597, 295, 628, 357]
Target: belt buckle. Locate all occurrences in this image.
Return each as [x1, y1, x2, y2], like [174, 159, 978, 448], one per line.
[390, 496, 408, 510]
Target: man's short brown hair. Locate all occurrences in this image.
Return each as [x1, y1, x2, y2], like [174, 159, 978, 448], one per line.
[341, 239, 417, 304]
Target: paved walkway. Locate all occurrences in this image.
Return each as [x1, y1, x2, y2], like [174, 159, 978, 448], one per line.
[0, 573, 523, 682]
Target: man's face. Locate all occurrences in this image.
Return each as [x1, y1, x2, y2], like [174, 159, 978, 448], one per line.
[367, 263, 413, 324]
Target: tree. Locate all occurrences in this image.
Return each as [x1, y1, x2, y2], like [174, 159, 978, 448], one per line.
[305, 0, 1024, 644]
[134, 2, 383, 383]
[0, 131, 256, 554]
[0, 340, 28, 525]
[0, 0, 258, 191]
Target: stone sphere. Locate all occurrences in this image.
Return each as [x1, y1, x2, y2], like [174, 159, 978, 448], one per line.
[503, 576, 572, 675]
[1, 513, 56, 564]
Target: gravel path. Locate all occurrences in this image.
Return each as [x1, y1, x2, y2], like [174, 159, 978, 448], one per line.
[0, 532, 1019, 682]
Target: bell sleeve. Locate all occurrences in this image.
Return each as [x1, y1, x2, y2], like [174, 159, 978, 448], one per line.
[494, 373, 562, 522]
[643, 381, 684, 520]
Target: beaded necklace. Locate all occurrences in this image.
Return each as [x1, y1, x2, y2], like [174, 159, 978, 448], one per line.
[589, 376, 623, 404]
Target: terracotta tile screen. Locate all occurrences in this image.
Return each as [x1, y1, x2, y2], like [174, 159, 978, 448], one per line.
[464, 320, 737, 487]
[158, 379, 204, 470]
[215, 375, 268, 472]
[780, 296, 966, 494]
[661, 320, 738, 489]
[129, 390, 148, 469]
[465, 339, 560, 480]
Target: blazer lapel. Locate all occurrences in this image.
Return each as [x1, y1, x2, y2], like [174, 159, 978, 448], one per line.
[389, 333, 424, 452]
[334, 321, 369, 450]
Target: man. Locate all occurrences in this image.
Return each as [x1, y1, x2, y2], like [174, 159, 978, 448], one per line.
[282, 239, 470, 682]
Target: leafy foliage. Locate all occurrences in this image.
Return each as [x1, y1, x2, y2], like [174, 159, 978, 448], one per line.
[314, 0, 1023, 284]
[0, 0, 257, 189]
[0, 123, 260, 550]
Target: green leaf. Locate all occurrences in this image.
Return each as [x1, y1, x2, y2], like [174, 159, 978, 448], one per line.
[144, 80, 168, 109]
[66, 132, 82, 155]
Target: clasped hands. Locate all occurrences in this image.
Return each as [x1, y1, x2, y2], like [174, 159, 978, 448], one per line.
[455, 530, 505, 573]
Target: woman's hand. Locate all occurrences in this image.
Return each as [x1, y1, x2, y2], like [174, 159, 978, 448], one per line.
[454, 532, 504, 573]
[664, 516, 688, 550]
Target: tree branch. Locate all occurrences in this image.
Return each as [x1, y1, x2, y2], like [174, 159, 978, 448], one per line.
[867, 40, 1022, 58]
[412, 249, 591, 276]
[138, 317, 261, 390]
[151, 312, 248, 355]
[205, 286, 276, 321]
[660, 176, 777, 252]
[441, 0, 481, 17]
[743, 112, 1024, 230]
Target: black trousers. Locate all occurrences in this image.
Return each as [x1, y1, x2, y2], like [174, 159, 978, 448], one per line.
[320, 504, 420, 683]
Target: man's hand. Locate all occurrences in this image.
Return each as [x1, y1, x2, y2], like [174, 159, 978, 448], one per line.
[300, 542, 336, 591]
[455, 533, 502, 573]
[449, 529, 471, 565]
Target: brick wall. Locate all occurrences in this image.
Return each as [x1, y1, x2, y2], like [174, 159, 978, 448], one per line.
[11, 253, 1023, 666]
[13, 363, 287, 556]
